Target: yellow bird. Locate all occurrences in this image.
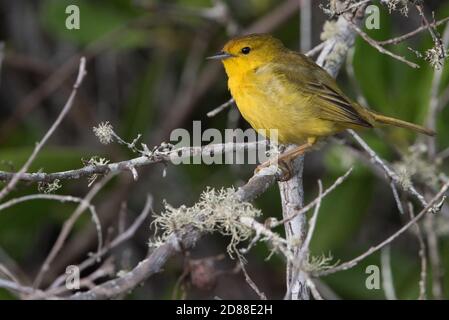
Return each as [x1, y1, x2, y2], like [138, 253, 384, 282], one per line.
[208, 34, 434, 180]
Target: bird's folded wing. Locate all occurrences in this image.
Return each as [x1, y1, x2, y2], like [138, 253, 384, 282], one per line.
[305, 82, 373, 128]
[270, 54, 373, 128]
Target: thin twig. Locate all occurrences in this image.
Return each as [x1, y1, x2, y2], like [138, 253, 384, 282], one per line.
[415, 4, 446, 60]
[422, 21, 449, 300]
[300, 0, 312, 52]
[207, 99, 235, 118]
[390, 181, 405, 215]
[425, 23, 449, 157]
[237, 255, 267, 300]
[347, 20, 420, 68]
[408, 202, 427, 300]
[348, 130, 428, 207]
[424, 209, 442, 299]
[273, 168, 353, 227]
[0, 57, 87, 201]
[378, 16, 449, 45]
[47, 194, 153, 291]
[381, 245, 397, 300]
[306, 277, 323, 300]
[315, 181, 448, 277]
[33, 173, 114, 288]
[284, 180, 323, 301]
[302, 180, 323, 253]
[0, 278, 41, 296]
[0, 141, 268, 183]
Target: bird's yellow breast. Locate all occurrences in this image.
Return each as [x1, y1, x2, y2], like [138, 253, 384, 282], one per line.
[227, 65, 338, 145]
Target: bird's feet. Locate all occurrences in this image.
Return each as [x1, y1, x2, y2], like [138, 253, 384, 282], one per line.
[254, 159, 293, 182]
[254, 139, 317, 181]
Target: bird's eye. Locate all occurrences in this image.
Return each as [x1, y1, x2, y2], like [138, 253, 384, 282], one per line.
[241, 47, 251, 54]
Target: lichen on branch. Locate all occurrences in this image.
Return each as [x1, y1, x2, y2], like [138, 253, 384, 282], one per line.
[149, 188, 261, 258]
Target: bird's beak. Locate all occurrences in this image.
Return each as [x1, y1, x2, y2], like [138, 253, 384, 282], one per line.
[206, 51, 234, 60]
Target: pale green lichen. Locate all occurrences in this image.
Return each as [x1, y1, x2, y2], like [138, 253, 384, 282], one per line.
[303, 252, 338, 274]
[393, 144, 439, 190]
[382, 0, 409, 16]
[424, 42, 448, 70]
[93, 122, 114, 145]
[320, 21, 339, 42]
[38, 179, 62, 194]
[149, 188, 261, 258]
[82, 156, 110, 187]
[324, 42, 349, 72]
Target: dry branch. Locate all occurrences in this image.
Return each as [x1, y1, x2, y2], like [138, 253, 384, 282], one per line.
[0, 57, 87, 201]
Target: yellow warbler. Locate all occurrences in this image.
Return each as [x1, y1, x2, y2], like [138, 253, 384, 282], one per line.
[208, 34, 434, 179]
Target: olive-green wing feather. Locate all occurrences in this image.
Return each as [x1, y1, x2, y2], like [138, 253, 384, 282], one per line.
[304, 81, 373, 128]
[270, 52, 373, 128]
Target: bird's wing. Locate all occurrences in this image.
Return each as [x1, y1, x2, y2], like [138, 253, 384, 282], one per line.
[270, 53, 373, 128]
[304, 81, 373, 128]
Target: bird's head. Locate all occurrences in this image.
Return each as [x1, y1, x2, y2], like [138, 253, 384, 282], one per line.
[208, 34, 286, 76]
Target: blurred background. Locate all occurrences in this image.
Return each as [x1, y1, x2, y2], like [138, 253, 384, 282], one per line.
[0, 0, 449, 299]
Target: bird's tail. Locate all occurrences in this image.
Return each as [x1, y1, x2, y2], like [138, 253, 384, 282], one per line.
[370, 112, 435, 136]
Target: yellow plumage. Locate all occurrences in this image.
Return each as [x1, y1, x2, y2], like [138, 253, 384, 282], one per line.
[208, 33, 434, 178]
[216, 34, 434, 143]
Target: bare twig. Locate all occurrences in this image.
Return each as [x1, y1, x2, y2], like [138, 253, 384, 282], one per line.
[278, 153, 308, 300]
[381, 245, 397, 300]
[33, 173, 114, 288]
[422, 21, 449, 300]
[306, 277, 323, 300]
[300, 0, 312, 52]
[47, 194, 153, 291]
[207, 99, 235, 118]
[0, 278, 41, 296]
[347, 20, 420, 68]
[390, 181, 405, 215]
[303, 180, 323, 252]
[0, 141, 268, 183]
[274, 168, 352, 228]
[0, 57, 87, 201]
[424, 210, 443, 299]
[348, 130, 428, 207]
[408, 203, 427, 300]
[315, 181, 448, 277]
[284, 180, 323, 301]
[378, 16, 449, 45]
[425, 23, 449, 157]
[415, 4, 446, 61]
[237, 255, 267, 300]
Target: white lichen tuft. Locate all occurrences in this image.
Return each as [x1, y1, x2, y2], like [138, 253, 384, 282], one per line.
[149, 188, 261, 258]
[381, 0, 409, 16]
[324, 42, 349, 71]
[38, 179, 62, 194]
[82, 156, 110, 187]
[303, 252, 338, 273]
[84, 156, 110, 167]
[393, 144, 439, 190]
[320, 21, 339, 42]
[424, 42, 448, 70]
[93, 121, 114, 145]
